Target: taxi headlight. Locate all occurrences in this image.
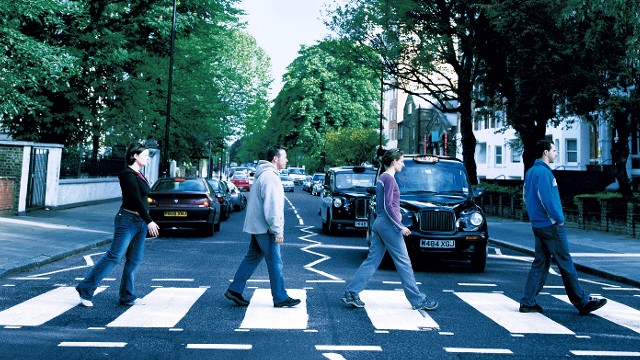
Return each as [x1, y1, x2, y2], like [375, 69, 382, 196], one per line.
[333, 198, 343, 208]
[470, 212, 484, 227]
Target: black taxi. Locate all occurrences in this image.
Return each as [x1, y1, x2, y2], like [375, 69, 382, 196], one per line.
[319, 166, 377, 235]
[367, 155, 489, 271]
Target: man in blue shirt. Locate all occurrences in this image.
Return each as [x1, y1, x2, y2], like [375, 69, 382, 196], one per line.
[520, 140, 607, 315]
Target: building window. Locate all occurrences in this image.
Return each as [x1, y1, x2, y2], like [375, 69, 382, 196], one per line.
[511, 147, 522, 163]
[495, 146, 503, 165]
[398, 127, 403, 140]
[566, 139, 577, 163]
[477, 143, 487, 164]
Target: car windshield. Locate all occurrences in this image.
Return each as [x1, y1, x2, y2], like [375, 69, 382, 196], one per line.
[280, 175, 292, 181]
[288, 168, 304, 175]
[153, 179, 207, 192]
[312, 174, 325, 182]
[335, 173, 376, 190]
[233, 174, 248, 180]
[396, 161, 469, 196]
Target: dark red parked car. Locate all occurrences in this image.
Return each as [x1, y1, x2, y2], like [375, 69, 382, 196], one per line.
[231, 172, 250, 191]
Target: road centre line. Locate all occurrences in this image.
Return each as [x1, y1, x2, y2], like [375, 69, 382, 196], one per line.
[151, 278, 194, 282]
[570, 350, 640, 357]
[58, 342, 127, 348]
[315, 345, 382, 351]
[299, 226, 343, 281]
[445, 348, 513, 354]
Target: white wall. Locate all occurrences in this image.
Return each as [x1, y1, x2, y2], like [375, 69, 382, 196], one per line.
[56, 178, 121, 207]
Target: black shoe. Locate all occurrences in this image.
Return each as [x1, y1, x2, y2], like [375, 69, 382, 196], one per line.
[274, 297, 301, 308]
[225, 290, 250, 306]
[519, 303, 544, 313]
[119, 298, 145, 306]
[579, 297, 607, 316]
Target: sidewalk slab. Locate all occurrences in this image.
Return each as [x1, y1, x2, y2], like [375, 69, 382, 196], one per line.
[487, 216, 640, 288]
[0, 201, 120, 278]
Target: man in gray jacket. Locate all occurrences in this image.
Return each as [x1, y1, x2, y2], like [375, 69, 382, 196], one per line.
[224, 146, 301, 308]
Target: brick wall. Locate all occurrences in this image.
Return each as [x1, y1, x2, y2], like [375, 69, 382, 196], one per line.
[0, 145, 24, 214]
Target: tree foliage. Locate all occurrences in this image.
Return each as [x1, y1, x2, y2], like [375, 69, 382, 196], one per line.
[241, 39, 382, 171]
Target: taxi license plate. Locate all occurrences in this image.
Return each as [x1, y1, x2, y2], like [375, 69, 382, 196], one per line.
[355, 221, 367, 227]
[164, 211, 187, 217]
[420, 240, 455, 248]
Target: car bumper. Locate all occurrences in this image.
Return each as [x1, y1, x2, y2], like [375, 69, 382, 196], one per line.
[283, 185, 294, 192]
[149, 208, 215, 228]
[330, 218, 369, 229]
[405, 231, 488, 260]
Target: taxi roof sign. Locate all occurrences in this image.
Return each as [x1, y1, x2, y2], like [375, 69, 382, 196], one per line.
[414, 155, 439, 163]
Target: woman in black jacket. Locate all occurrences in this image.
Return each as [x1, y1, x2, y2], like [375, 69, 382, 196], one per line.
[75, 142, 159, 307]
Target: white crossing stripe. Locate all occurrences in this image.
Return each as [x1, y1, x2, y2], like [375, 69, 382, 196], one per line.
[239, 289, 307, 329]
[455, 292, 575, 335]
[359, 290, 439, 331]
[106, 287, 206, 328]
[554, 295, 640, 334]
[0, 286, 107, 326]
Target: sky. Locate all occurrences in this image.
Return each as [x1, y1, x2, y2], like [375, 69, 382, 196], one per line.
[237, 0, 339, 98]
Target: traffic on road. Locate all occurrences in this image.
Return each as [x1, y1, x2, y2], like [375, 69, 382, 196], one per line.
[1, 184, 639, 359]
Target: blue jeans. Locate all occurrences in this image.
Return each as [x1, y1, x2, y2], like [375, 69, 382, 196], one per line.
[228, 233, 288, 304]
[346, 216, 428, 307]
[76, 209, 147, 302]
[521, 224, 589, 309]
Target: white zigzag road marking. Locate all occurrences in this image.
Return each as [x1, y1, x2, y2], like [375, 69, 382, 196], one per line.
[298, 226, 344, 282]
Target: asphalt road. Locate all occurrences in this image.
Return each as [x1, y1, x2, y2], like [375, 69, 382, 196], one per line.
[1, 187, 639, 359]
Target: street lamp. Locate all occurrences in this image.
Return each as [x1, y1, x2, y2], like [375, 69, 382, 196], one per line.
[163, 0, 177, 177]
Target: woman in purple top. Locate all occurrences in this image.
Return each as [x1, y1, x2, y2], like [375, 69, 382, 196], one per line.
[342, 149, 438, 311]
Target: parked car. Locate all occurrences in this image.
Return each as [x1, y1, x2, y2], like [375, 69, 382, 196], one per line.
[281, 174, 295, 192]
[206, 178, 233, 221]
[367, 155, 488, 272]
[231, 172, 250, 191]
[302, 176, 313, 192]
[287, 167, 306, 185]
[320, 166, 377, 235]
[148, 177, 221, 236]
[311, 173, 325, 196]
[224, 180, 247, 211]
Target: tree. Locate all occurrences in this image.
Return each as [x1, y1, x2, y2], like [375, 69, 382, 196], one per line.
[326, 128, 380, 166]
[244, 39, 381, 170]
[327, 0, 490, 184]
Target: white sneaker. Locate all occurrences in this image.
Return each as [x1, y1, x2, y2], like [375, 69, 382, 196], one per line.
[79, 298, 94, 307]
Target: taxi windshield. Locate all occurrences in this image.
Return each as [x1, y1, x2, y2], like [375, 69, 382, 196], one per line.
[335, 173, 376, 190]
[396, 161, 469, 196]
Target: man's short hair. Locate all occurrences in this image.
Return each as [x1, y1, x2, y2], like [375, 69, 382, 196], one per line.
[266, 145, 284, 161]
[534, 140, 553, 158]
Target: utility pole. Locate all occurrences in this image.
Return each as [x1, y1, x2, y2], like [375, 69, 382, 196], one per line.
[163, 0, 177, 177]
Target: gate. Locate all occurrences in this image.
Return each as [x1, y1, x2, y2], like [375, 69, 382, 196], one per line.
[27, 148, 48, 209]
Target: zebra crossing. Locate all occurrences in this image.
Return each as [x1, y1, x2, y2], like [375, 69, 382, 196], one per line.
[1, 286, 640, 337]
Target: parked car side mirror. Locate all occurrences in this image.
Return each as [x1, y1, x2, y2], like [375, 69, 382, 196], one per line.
[366, 186, 376, 195]
[473, 187, 486, 198]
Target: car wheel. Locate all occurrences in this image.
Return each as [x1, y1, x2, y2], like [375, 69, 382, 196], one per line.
[203, 222, 215, 237]
[327, 212, 337, 235]
[470, 245, 487, 272]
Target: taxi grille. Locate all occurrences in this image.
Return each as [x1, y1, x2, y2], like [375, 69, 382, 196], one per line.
[354, 198, 369, 219]
[420, 210, 455, 232]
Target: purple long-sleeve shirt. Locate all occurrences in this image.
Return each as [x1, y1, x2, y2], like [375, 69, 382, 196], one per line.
[375, 172, 404, 228]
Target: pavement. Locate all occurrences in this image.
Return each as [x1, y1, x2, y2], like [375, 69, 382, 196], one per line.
[1, 201, 639, 288]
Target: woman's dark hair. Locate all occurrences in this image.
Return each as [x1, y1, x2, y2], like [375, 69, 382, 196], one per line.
[125, 141, 147, 166]
[534, 140, 553, 158]
[381, 148, 403, 168]
[266, 145, 284, 161]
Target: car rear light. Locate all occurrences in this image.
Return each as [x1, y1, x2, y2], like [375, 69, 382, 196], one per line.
[194, 198, 210, 207]
[216, 196, 224, 204]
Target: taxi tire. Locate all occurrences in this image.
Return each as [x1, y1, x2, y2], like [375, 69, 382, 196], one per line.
[470, 246, 487, 272]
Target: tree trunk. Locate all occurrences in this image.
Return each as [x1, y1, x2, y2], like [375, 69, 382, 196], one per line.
[458, 90, 478, 185]
[611, 107, 634, 199]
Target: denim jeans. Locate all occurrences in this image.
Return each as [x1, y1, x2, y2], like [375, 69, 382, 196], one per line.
[228, 233, 288, 303]
[521, 224, 589, 309]
[76, 209, 147, 302]
[346, 216, 428, 307]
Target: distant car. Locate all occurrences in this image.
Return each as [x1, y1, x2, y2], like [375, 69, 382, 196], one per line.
[311, 173, 325, 196]
[320, 166, 376, 235]
[148, 177, 221, 236]
[287, 167, 306, 185]
[224, 180, 247, 211]
[231, 172, 250, 191]
[281, 174, 295, 192]
[206, 178, 233, 221]
[302, 176, 313, 192]
[367, 155, 489, 272]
